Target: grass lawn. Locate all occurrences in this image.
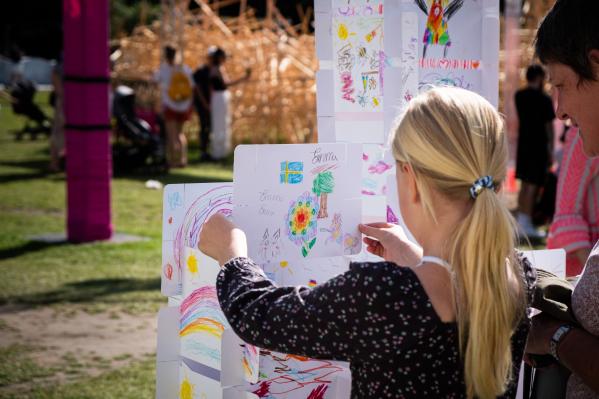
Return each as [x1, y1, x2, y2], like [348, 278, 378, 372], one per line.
[0, 92, 233, 397]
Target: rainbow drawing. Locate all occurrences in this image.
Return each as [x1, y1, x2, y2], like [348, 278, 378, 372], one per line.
[173, 185, 233, 282]
[180, 286, 228, 339]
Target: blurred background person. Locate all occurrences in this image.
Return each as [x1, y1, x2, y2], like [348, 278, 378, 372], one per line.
[547, 127, 599, 277]
[49, 53, 64, 172]
[155, 45, 193, 168]
[192, 46, 250, 162]
[515, 64, 556, 239]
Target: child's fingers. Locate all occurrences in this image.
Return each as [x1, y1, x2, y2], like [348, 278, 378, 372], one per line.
[362, 236, 379, 246]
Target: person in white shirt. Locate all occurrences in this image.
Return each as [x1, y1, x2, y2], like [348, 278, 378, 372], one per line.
[155, 46, 194, 168]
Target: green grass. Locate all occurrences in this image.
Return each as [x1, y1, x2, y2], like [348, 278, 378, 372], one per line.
[0, 345, 56, 388]
[1, 358, 156, 399]
[0, 91, 233, 314]
[0, 92, 233, 397]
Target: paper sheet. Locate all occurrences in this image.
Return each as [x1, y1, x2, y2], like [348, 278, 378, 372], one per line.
[233, 144, 363, 263]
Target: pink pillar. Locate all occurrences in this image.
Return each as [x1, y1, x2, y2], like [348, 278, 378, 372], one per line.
[63, 0, 113, 242]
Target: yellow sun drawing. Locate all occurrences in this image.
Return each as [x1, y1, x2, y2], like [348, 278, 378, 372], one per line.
[180, 376, 193, 399]
[187, 254, 198, 275]
[337, 23, 348, 40]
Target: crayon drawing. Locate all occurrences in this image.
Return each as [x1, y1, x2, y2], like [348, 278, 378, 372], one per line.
[320, 213, 343, 245]
[258, 228, 282, 262]
[180, 285, 229, 369]
[311, 164, 336, 219]
[418, 71, 473, 92]
[286, 192, 320, 258]
[333, 0, 384, 113]
[280, 162, 304, 184]
[162, 183, 233, 297]
[246, 350, 348, 399]
[234, 144, 362, 263]
[414, 0, 465, 58]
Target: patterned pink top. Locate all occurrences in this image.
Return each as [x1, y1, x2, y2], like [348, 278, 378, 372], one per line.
[547, 129, 599, 276]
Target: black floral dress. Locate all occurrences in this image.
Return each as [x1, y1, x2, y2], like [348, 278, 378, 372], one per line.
[216, 256, 536, 398]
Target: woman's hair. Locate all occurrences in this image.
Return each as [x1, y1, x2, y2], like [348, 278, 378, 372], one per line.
[391, 87, 525, 398]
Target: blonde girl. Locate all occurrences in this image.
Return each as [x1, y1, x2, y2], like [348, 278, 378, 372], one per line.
[200, 87, 535, 398]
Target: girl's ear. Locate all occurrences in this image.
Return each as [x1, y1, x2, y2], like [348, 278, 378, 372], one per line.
[403, 163, 421, 205]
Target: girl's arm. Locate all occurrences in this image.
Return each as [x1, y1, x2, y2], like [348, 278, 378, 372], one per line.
[200, 213, 429, 362]
[216, 257, 428, 363]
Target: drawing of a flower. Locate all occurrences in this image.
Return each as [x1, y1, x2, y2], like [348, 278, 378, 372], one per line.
[286, 192, 319, 257]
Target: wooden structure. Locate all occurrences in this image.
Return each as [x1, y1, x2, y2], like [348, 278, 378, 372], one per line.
[113, 0, 317, 144]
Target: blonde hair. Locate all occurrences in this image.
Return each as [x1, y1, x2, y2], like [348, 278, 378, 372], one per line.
[391, 87, 525, 398]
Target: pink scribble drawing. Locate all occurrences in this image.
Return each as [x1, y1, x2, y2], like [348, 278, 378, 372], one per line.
[368, 160, 393, 174]
[341, 72, 355, 103]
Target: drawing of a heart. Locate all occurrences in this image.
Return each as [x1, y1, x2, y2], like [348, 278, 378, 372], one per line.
[439, 58, 450, 69]
[472, 60, 480, 69]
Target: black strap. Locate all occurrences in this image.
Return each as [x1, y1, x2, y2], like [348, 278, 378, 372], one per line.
[65, 123, 112, 131]
[64, 74, 110, 83]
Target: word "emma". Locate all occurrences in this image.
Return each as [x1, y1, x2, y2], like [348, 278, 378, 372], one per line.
[312, 148, 339, 164]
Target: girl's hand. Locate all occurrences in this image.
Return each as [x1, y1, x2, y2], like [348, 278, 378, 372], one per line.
[199, 213, 248, 266]
[358, 223, 423, 267]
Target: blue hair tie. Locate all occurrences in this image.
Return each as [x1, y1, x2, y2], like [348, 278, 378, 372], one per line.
[469, 176, 495, 199]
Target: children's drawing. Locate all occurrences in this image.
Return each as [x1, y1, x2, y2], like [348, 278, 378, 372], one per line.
[387, 205, 400, 224]
[179, 374, 194, 399]
[187, 253, 198, 276]
[286, 192, 320, 258]
[333, 0, 384, 113]
[180, 286, 229, 368]
[168, 191, 184, 211]
[164, 262, 174, 280]
[311, 166, 336, 219]
[367, 160, 393, 175]
[258, 228, 282, 262]
[361, 144, 393, 199]
[245, 350, 348, 398]
[415, 0, 465, 58]
[343, 233, 360, 254]
[234, 143, 362, 262]
[320, 213, 343, 245]
[418, 71, 473, 91]
[280, 161, 304, 184]
[242, 344, 259, 381]
[164, 184, 233, 297]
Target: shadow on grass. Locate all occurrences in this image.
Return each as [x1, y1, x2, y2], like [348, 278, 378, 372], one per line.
[0, 240, 69, 261]
[0, 277, 160, 308]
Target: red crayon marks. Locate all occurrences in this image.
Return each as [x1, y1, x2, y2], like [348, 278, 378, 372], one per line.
[164, 263, 173, 280]
[307, 384, 329, 399]
[252, 381, 271, 397]
[419, 58, 482, 70]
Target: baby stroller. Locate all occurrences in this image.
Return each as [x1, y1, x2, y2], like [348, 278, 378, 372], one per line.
[112, 85, 166, 174]
[10, 79, 52, 140]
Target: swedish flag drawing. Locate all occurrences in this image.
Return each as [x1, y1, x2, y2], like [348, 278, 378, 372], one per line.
[280, 161, 304, 184]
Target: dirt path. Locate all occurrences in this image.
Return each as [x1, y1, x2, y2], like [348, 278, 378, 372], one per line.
[0, 305, 158, 394]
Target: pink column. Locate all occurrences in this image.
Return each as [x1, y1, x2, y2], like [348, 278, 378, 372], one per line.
[63, 0, 113, 242]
